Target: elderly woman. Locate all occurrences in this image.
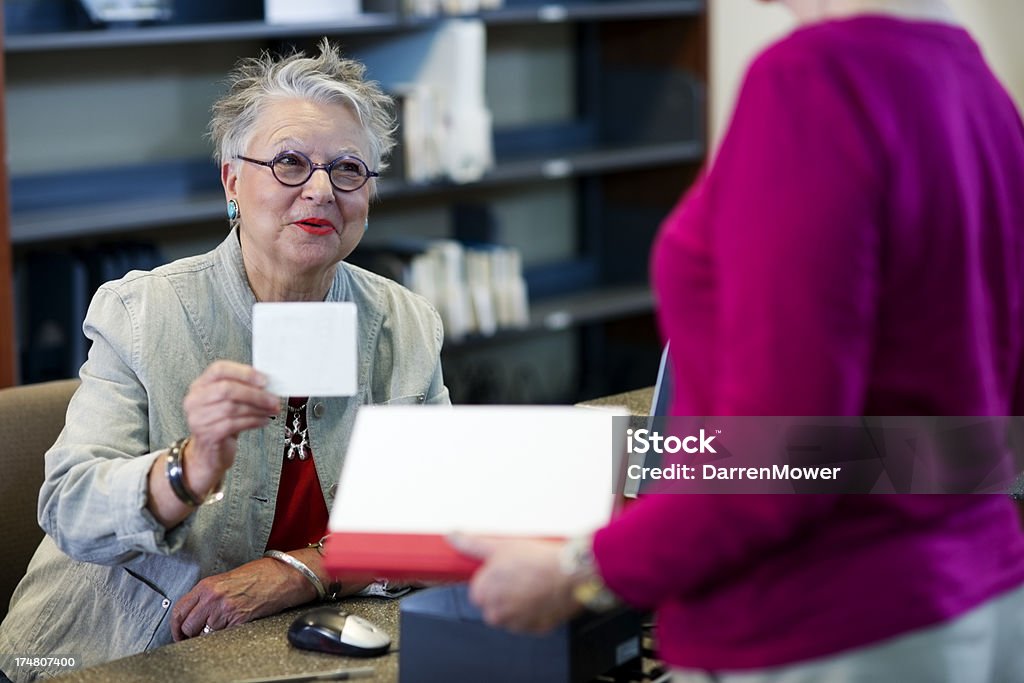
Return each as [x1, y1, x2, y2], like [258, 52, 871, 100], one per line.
[453, 0, 1024, 681]
[0, 40, 447, 681]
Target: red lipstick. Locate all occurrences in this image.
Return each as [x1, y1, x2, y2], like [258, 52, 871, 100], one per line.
[294, 218, 335, 236]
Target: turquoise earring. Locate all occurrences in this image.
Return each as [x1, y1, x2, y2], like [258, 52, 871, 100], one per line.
[364, 218, 369, 231]
[227, 199, 240, 221]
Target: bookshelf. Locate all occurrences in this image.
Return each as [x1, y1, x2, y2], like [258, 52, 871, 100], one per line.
[3, 0, 707, 402]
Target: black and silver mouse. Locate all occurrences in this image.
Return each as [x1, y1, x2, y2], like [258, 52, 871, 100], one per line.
[287, 606, 392, 657]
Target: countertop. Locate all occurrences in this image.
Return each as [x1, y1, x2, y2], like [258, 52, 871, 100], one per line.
[57, 598, 401, 682]
[578, 387, 654, 416]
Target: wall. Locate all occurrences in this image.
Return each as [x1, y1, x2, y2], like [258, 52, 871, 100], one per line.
[709, 0, 1024, 148]
[709, 0, 792, 150]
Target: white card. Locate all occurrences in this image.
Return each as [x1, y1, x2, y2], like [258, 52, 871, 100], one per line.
[252, 302, 358, 397]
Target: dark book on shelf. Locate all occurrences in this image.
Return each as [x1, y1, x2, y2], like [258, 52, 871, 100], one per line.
[599, 66, 704, 146]
[20, 243, 163, 383]
[20, 251, 89, 383]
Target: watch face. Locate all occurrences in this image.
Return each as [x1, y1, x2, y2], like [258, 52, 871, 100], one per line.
[573, 576, 617, 612]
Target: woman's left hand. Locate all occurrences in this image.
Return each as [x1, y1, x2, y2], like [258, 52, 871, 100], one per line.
[448, 534, 583, 633]
[171, 557, 317, 640]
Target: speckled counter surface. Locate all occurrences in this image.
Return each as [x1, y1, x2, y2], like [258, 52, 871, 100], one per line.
[55, 597, 401, 682]
[54, 389, 655, 682]
[577, 387, 654, 417]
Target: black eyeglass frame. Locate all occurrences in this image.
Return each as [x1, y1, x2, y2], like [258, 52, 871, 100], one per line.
[235, 150, 380, 192]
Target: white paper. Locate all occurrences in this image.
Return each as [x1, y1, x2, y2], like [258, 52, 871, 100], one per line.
[329, 405, 628, 538]
[252, 302, 357, 397]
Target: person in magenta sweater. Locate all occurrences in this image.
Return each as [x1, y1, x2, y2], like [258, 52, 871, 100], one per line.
[451, 0, 1024, 679]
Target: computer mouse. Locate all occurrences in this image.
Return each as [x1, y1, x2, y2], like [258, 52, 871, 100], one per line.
[287, 606, 392, 657]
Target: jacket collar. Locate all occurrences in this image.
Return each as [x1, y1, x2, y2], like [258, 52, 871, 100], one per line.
[215, 226, 352, 331]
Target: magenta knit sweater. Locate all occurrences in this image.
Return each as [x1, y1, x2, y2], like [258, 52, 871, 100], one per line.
[594, 16, 1024, 670]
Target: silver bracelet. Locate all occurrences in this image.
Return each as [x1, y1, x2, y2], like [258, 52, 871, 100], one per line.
[264, 550, 326, 601]
[166, 437, 203, 506]
[165, 437, 224, 507]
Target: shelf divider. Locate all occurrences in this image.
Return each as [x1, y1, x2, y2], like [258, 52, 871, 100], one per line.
[10, 140, 704, 244]
[0, 25, 15, 386]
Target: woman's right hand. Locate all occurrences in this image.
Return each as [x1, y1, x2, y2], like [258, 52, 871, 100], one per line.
[147, 360, 279, 527]
[181, 360, 281, 495]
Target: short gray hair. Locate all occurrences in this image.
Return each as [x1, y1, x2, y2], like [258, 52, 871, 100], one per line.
[209, 38, 396, 180]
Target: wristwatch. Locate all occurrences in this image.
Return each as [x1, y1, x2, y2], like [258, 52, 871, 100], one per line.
[559, 535, 618, 612]
[308, 535, 343, 600]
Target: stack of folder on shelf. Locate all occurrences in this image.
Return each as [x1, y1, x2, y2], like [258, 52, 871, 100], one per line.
[78, 0, 172, 23]
[403, 0, 503, 18]
[360, 19, 494, 184]
[353, 238, 529, 342]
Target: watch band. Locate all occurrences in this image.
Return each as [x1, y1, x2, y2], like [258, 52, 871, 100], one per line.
[308, 535, 343, 600]
[559, 535, 618, 612]
[264, 550, 327, 601]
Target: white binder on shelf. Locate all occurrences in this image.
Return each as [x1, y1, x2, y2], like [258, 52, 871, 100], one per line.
[358, 19, 494, 184]
[465, 250, 497, 336]
[264, 0, 361, 24]
[404, 0, 439, 18]
[401, 240, 528, 339]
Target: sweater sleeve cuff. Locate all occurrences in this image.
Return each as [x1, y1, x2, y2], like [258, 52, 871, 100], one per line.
[592, 519, 659, 609]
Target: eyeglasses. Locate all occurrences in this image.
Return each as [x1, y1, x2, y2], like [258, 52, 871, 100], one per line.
[236, 150, 379, 192]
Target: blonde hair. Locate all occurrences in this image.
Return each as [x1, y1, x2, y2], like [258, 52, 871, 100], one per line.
[208, 38, 396, 182]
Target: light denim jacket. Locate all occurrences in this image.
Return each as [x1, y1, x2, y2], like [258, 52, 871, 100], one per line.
[0, 230, 448, 681]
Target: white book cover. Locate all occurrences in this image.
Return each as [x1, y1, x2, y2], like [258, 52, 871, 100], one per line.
[329, 405, 628, 538]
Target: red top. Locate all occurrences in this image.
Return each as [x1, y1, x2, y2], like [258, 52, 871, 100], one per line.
[594, 16, 1024, 670]
[266, 396, 329, 551]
